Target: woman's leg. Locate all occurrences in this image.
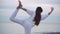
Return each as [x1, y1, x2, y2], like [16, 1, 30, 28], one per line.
[23, 23, 33, 34]
[25, 27, 31, 34]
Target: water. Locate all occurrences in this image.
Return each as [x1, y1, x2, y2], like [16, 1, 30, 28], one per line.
[0, 23, 60, 34]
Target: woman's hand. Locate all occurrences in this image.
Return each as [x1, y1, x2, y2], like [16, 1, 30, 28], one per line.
[17, 0, 22, 9]
[17, 0, 27, 11]
[51, 7, 54, 12]
[48, 7, 54, 15]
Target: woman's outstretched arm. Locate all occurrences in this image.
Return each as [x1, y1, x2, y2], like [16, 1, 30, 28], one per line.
[41, 7, 54, 20]
[48, 7, 54, 15]
[21, 8, 34, 16]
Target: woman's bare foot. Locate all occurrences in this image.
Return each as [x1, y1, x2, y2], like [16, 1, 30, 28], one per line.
[17, 0, 22, 9]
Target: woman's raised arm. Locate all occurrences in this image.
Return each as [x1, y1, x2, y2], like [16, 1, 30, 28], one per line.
[41, 7, 54, 20]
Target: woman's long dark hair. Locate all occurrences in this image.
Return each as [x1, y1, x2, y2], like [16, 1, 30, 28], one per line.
[33, 7, 43, 26]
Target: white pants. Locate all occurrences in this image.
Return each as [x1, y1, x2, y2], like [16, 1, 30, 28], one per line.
[10, 9, 48, 34]
[10, 9, 34, 34]
[10, 18, 34, 34]
[16, 19, 34, 34]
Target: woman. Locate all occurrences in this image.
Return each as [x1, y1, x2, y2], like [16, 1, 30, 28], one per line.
[10, 0, 54, 34]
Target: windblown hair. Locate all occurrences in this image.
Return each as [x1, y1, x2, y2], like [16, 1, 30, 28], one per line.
[33, 7, 43, 26]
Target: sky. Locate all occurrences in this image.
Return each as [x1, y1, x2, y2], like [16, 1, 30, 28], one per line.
[0, 0, 60, 23]
[0, 0, 60, 34]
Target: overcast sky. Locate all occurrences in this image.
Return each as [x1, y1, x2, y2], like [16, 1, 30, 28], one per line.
[0, 0, 60, 23]
[0, 0, 60, 8]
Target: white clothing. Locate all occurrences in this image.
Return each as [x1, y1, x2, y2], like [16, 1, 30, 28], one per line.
[10, 9, 49, 34]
